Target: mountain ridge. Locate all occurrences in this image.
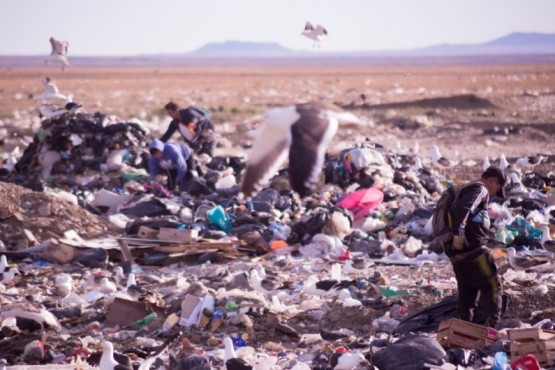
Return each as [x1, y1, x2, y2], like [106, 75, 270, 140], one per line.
[187, 32, 555, 57]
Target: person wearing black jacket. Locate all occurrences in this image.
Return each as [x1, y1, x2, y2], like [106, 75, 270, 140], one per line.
[161, 102, 216, 157]
[445, 166, 506, 327]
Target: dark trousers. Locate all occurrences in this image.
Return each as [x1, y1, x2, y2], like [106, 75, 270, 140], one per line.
[197, 140, 214, 157]
[166, 169, 178, 190]
[167, 167, 196, 191]
[452, 249, 502, 327]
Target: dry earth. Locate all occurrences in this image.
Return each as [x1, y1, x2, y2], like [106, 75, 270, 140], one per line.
[1, 60, 555, 352]
[1, 62, 554, 176]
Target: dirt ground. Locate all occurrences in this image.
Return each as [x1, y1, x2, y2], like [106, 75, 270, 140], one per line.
[1, 62, 554, 174]
[1, 60, 555, 349]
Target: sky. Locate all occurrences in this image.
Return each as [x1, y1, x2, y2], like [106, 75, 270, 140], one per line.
[1, 0, 554, 56]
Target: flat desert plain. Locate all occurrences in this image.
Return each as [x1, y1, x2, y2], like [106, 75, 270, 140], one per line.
[1, 59, 554, 178]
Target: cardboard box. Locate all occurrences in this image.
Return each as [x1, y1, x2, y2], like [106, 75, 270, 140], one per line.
[437, 319, 497, 349]
[42, 241, 78, 264]
[158, 228, 198, 243]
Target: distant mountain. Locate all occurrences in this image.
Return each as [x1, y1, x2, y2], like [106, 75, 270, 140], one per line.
[1, 32, 554, 68]
[413, 32, 555, 56]
[190, 40, 299, 57]
[185, 33, 555, 58]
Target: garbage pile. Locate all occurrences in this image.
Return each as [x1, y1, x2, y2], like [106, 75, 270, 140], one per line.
[2, 110, 555, 369]
[10, 111, 150, 192]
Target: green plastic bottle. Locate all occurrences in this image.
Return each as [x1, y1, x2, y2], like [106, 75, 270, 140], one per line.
[133, 312, 157, 327]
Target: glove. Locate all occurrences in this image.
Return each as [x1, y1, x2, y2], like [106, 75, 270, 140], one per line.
[452, 235, 467, 250]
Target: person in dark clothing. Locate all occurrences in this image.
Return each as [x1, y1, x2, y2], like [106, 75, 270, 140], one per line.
[445, 166, 507, 327]
[161, 102, 216, 157]
[149, 138, 193, 191]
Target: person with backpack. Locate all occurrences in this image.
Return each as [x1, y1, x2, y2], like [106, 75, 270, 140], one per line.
[440, 166, 507, 328]
[161, 101, 217, 157]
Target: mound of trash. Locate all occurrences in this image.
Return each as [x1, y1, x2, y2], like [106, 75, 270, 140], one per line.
[9, 111, 150, 191]
[3, 108, 555, 369]
[0, 181, 118, 250]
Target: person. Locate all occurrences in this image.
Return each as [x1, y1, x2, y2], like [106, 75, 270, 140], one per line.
[161, 101, 216, 157]
[444, 166, 506, 327]
[148, 138, 193, 191]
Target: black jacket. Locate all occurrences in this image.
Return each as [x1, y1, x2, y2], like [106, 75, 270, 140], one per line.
[446, 182, 490, 256]
[160, 108, 214, 148]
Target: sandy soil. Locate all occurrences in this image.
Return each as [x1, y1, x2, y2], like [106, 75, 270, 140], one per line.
[0, 61, 555, 364]
[1, 63, 554, 175]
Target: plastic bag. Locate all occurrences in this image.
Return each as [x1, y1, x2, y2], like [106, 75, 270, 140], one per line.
[338, 188, 384, 221]
[371, 334, 448, 370]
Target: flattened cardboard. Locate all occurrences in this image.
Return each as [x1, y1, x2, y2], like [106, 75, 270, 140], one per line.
[42, 242, 78, 264]
[180, 294, 202, 324]
[105, 297, 152, 327]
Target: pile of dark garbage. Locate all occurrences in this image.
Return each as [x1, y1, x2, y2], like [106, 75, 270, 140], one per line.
[1, 109, 555, 369]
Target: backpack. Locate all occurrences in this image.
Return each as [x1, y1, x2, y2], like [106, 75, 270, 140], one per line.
[431, 185, 458, 243]
[188, 105, 210, 120]
[431, 182, 485, 244]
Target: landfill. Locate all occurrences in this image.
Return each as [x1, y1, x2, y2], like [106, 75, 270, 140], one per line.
[1, 93, 555, 370]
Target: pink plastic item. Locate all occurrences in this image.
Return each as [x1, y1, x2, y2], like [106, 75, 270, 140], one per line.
[338, 188, 384, 221]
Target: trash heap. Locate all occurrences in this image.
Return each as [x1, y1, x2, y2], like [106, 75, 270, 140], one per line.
[11, 111, 150, 192]
[2, 112, 555, 369]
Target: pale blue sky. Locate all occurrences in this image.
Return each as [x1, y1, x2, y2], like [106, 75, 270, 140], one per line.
[1, 0, 554, 55]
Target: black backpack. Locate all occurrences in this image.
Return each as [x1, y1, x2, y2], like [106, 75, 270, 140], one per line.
[431, 185, 459, 244]
[432, 182, 484, 244]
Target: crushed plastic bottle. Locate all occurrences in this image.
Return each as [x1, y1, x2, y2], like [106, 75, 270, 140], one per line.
[132, 312, 157, 328]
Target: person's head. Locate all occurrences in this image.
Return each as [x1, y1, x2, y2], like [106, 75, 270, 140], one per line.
[149, 139, 165, 159]
[164, 101, 180, 120]
[480, 166, 506, 198]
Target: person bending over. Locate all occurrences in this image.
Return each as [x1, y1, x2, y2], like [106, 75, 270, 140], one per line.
[149, 138, 193, 191]
[161, 101, 216, 157]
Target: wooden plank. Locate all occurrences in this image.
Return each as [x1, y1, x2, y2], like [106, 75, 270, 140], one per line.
[437, 319, 495, 349]
[154, 243, 234, 254]
[508, 328, 555, 342]
[138, 226, 158, 239]
[119, 240, 136, 264]
[158, 228, 198, 243]
[112, 236, 183, 244]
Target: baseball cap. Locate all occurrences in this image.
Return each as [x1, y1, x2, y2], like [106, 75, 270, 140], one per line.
[482, 166, 506, 198]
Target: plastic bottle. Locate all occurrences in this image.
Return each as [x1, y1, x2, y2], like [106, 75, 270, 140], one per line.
[225, 301, 239, 312]
[162, 313, 179, 332]
[133, 312, 157, 328]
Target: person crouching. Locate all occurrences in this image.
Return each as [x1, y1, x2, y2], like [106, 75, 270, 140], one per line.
[148, 138, 193, 191]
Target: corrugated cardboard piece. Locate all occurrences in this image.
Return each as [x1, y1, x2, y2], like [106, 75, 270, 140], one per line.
[179, 294, 202, 326]
[42, 240, 78, 264]
[105, 297, 157, 327]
